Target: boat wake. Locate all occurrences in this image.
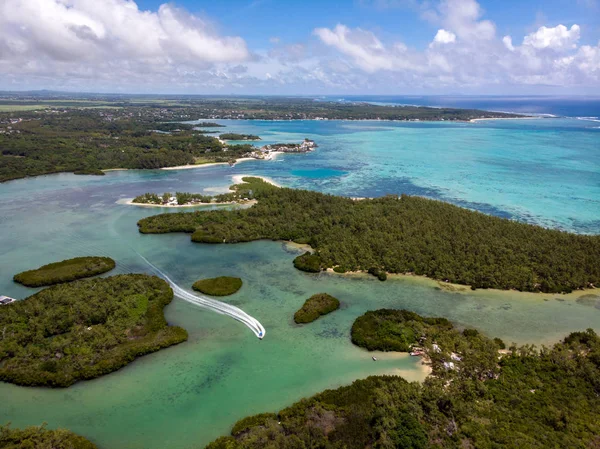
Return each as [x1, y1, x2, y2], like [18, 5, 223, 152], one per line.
[136, 252, 265, 339]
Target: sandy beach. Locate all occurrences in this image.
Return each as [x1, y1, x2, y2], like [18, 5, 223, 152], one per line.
[469, 116, 541, 123]
[231, 174, 282, 187]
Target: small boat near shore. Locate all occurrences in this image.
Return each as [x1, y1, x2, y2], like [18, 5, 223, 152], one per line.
[372, 356, 377, 361]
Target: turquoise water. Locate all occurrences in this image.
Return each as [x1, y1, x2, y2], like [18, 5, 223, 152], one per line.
[0, 118, 599, 448]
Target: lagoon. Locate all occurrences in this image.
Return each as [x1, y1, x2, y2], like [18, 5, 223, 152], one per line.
[0, 118, 599, 448]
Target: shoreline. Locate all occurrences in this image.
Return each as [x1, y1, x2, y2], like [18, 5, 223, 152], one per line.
[120, 198, 257, 208]
[231, 174, 282, 188]
[469, 116, 542, 123]
[321, 265, 597, 300]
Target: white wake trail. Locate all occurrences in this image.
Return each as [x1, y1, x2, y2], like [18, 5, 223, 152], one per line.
[136, 253, 265, 339]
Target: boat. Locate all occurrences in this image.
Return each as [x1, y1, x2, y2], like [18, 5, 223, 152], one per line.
[372, 356, 377, 361]
[0, 295, 16, 305]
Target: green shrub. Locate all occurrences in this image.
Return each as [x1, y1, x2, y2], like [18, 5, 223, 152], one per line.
[294, 293, 340, 324]
[192, 277, 243, 296]
[231, 413, 277, 436]
[293, 252, 322, 273]
[13, 256, 116, 287]
[351, 309, 452, 352]
[0, 423, 97, 449]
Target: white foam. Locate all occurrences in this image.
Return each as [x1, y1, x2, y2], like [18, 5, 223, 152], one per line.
[137, 253, 265, 339]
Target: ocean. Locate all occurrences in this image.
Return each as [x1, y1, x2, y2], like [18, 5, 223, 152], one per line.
[0, 101, 598, 448]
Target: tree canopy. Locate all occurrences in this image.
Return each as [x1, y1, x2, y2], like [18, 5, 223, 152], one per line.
[0, 274, 187, 387]
[138, 178, 600, 293]
[13, 256, 116, 287]
[206, 313, 600, 449]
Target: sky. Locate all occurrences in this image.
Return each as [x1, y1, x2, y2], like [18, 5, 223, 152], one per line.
[0, 0, 599, 94]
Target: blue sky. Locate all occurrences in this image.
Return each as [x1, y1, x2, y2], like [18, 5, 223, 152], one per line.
[0, 0, 599, 94]
[135, 0, 600, 49]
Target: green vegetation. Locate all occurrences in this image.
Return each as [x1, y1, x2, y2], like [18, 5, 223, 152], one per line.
[0, 274, 187, 387]
[0, 423, 97, 449]
[132, 191, 245, 206]
[0, 110, 240, 182]
[138, 178, 600, 293]
[294, 293, 340, 324]
[206, 312, 600, 449]
[231, 413, 278, 437]
[192, 276, 243, 296]
[351, 309, 452, 352]
[292, 252, 322, 273]
[13, 256, 116, 287]
[0, 96, 520, 182]
[219, 133, 261, 141]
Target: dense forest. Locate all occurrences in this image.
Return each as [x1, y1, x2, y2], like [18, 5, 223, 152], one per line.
[0, 423, 97, 449]
[0, 274, 187, 387]
[219, 133, 261, 140]
[138, 178, 600, 293]
[206, 311, 600, 449]
[13, 256, 116, 287]
[0, 96, 522, 182]
[294, 293, 340, 324]
[0, 110, 254, 182]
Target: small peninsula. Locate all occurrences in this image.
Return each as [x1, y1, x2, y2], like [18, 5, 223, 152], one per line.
[294, 293, 340, 324]
[13, 256, 116, 287]
[0, 424, 97, 449]
[137, 177, 600, 293]
[192, 276, 243, 296]
[205, 315, 600, 449]
[0, 274, 188, 387]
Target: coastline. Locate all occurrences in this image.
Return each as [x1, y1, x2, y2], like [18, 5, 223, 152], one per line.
[322, 266, 597, 300]
[119, 198, 257, 208]
[469, 116, 541, 123]
[232, 174, 282, 188]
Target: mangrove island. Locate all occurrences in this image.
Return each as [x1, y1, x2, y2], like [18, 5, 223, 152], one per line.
[294, 293, 340, 324]
[13, 256, 116, 287]
[0, 274, 188, 387]
[192, 276, 243, 296]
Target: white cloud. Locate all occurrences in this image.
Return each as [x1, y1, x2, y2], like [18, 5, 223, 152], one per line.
[437, 0, 496, 40]
[0, 0, 249, 83]
[503, 36, 515, 51]
[0, 0, 598, 93]
[313, 25, 396, 72]
[432, 29, 457, 45]
[315, 0, 599, 91]
[522, 24, 580, 51]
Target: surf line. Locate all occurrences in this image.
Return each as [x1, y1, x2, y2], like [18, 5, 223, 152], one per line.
[136, 252, 266, 339]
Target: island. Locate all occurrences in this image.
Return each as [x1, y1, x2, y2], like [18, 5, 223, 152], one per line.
[205, 314, 600, 449]
[13, 256, 116, 287]
[0, 95, 522, 182]
[0, 424, 97, 449]
[192, 276, 243, 296]
[137, 177, 600, 293]
[0, 274, 188, 387]
[219, 133, 261, 141]
[294, 293, 340, 324]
